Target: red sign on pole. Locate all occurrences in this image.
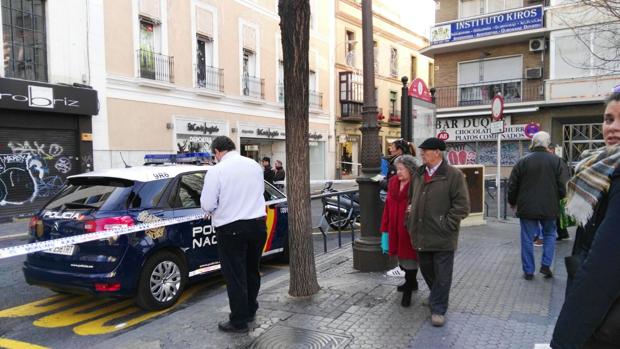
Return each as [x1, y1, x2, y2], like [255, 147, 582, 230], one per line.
[408, 78, 432, 103]
[437, 131, 449, 141]
[491, 94, 504, 121]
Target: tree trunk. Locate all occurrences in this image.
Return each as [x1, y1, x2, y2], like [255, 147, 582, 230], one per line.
[278, 0, 320, 297]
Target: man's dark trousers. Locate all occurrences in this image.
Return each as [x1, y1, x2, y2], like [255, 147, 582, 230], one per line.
[418, 251, 455, 315]
[216, 218, 267, 327]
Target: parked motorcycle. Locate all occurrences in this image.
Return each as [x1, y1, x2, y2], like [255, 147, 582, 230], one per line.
[320, 182, 360, 230]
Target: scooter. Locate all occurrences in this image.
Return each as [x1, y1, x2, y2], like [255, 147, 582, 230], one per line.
[320, 182, 360, 230]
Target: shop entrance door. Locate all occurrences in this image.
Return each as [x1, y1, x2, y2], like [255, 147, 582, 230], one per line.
[242, 144, 260, 162]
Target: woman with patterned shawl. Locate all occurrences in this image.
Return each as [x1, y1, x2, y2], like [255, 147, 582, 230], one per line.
[551, 90, 620, 349]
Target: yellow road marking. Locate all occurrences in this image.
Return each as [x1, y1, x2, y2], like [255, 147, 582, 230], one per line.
[0, 338, 49, 349]
[73, 285, 205, 336]
[0, 295, 90, 318]
[34, 299, 133, 328]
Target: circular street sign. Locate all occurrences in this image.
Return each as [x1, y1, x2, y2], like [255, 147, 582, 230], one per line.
[437, 131, 449, 141]
[524, 122, 540, 139]
[491, 94, 504, 121]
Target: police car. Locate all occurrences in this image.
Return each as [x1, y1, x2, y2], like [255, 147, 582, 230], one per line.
[23, 153, 289, 310]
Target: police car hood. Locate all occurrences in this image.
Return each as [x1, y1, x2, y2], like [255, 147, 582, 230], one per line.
[68, 165, 210, 182]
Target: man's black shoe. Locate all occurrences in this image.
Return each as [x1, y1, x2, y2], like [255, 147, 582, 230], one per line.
[524, 273, 534, 280]
[218, 321, 248, 333]
[246, 314, 256, 323]
[540, 266, 553, 278]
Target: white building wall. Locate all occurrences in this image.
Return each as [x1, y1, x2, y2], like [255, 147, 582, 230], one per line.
[546, 2, 620, 103]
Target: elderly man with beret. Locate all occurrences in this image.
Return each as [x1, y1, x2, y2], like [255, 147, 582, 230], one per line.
[406, 137, 470, 327]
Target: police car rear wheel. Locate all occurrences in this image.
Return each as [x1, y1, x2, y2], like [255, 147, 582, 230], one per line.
[136, 251, 187, 310]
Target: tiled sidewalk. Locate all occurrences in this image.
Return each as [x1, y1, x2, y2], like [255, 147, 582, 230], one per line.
[97, 219, 571, 349]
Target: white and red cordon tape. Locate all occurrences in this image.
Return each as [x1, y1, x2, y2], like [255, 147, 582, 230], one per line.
[0, 214, 204, 260]
[0, 198, 289, 260]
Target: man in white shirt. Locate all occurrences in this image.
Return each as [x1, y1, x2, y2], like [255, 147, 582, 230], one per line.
[200, 136, 266, 333]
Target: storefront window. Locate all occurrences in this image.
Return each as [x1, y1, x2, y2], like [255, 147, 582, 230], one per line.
[309, 141, 325, 180]
[340, 137, 359, 178]
[176, 135, 213, 153]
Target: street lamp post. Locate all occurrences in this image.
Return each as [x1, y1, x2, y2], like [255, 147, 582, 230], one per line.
[400, 76, 411, 142]
[352, 0, 390, 272]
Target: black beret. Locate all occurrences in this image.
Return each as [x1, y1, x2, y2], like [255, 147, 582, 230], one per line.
[418, 137, 446, 151]
[262, 156, 271, 162]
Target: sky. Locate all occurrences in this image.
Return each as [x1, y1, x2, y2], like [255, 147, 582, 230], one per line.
[376, 0, 437, 38]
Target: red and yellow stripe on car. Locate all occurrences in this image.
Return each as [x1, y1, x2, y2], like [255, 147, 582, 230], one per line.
[263, 206, 278, 252]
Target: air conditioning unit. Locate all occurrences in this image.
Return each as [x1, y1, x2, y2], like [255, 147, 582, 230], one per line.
[526, 67, 543, 79]
[529, 38, 546, 52]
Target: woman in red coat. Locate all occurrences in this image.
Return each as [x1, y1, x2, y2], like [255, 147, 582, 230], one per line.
[381, 154, 418, 307]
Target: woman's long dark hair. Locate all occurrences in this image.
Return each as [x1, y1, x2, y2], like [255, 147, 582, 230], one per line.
[393, 139, 416, 157]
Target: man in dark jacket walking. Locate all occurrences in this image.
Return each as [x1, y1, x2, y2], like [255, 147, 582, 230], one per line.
[262, 157, 275, 184]
[406, 137, 470, 327]
[508, 131, 569, 281]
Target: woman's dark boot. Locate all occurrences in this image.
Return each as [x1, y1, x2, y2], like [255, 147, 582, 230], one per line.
[398, 268, 418, 292]
[411, 269, 419, 291]
[401, 269, 414, 307]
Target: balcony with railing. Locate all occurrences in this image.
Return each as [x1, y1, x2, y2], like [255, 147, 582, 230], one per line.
[196, 65, 224, 92]
[278, 84, 323, 109]
[376, 107, 384, 122]
[340, 101, 363, 121]
[310, 90, 323, 109]
[433, 79, 544, 109]
[339, 103, 386, 122]
[137, 49, 174, 83]
[278, 83, 285, 103]
[389, 109, 401, 124]
[242, 75, 265, 99]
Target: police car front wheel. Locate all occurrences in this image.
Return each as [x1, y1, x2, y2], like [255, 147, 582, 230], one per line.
[136, 251, 188, 310]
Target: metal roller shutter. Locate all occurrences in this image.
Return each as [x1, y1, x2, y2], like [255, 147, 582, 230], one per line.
[0, 128, 79, 219]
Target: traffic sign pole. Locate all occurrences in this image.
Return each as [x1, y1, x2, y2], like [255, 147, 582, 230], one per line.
[491, 94, 504, 220]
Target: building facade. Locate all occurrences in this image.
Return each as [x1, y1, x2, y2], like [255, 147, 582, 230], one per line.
[422, 0, 620, 176]
[0, 0, 100, 219]
[98, 0, 334, 180]
[335, 0, 434, 178]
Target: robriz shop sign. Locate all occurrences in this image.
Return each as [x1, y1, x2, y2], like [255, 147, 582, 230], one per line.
[0, 77, 98, 115]
[436, 116, 530, 142]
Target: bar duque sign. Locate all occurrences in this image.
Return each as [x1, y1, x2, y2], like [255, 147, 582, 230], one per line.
[430, 5, 543, 45]
[436, 116, 529, 142]
[0, 77, 99, 115]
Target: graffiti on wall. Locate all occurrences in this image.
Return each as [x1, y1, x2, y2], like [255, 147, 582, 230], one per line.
[477, 142, 521, 166]
[446, 143, 477, 165]
[8, 141, 64, 159]
[1, 140, 73, 208]
[446, 141, 523, 166]
[0, 154, 43, 205]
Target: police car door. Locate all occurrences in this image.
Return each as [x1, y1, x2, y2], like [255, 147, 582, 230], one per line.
[170, 171, 218, 277]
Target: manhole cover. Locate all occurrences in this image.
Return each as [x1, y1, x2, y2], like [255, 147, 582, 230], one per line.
[249, 325, 351, 349]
